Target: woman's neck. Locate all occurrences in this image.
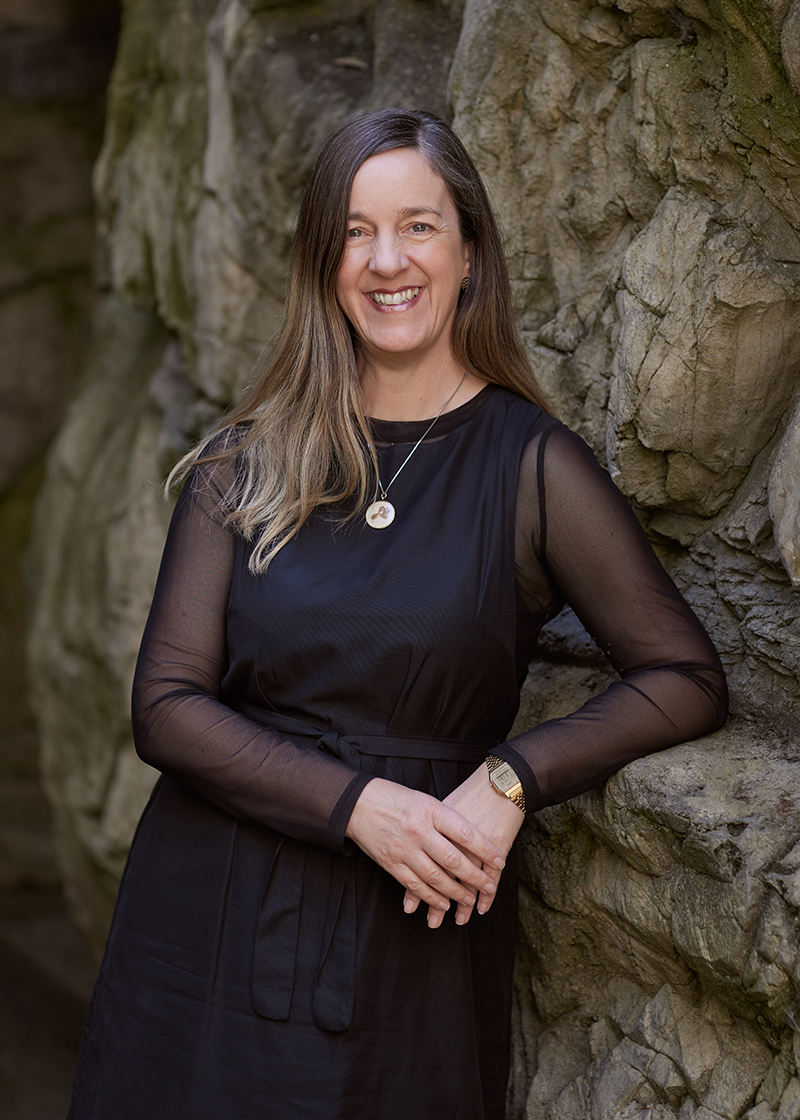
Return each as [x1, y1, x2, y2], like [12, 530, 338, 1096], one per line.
[360, 359, 486, 422]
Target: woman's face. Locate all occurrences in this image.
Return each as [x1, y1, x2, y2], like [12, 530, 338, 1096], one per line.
[335, 147, 472, 370]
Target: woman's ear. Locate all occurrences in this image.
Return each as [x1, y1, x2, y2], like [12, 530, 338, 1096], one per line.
[463, 239, 474, 280]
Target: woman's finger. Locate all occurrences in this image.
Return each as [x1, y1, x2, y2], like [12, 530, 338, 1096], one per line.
[453, 846, 483, 926]
[405, 848, 503, 926]
[415, 841, 493, 901]
[403, 887, 448, 927]
[430, 803, 506, 872]
[403, 852, 480, 910]
[404, 845, 485, 928]
[402, 892, 421, 915]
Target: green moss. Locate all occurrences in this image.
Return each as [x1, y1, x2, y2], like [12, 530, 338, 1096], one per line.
[711, 0, 800, 153]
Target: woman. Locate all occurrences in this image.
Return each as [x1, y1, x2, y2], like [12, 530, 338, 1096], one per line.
[68, 109, 727, 1120]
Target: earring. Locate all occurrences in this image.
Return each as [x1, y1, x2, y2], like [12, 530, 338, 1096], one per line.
[460, 276, 470, 290]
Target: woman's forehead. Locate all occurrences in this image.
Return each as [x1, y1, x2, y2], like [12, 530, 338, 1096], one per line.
[347, 148, 454, 215]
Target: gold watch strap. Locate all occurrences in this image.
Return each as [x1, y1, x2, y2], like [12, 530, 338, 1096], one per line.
[486, 754, 526, 815]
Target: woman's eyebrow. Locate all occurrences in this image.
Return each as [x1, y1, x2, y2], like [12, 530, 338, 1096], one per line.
[398, 206, 444, 218]
[346, 206, 445, 220]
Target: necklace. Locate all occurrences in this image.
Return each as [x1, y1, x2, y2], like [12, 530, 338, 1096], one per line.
[365, 371, 468, 529]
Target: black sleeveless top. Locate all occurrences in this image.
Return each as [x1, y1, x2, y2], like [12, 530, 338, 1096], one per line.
[224, 383, 534, 740]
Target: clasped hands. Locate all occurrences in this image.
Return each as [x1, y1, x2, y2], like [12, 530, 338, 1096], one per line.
[345, 762, 524, 929]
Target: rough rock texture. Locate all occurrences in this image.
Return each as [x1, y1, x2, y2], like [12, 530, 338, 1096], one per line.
[0, 0, 118, 888]
[450, 0, 800, 721]
[0, 0, 119, 489]
[25, 0, 800, 1114]
[770, 397, 800, 587]
[507, 703, 800, 1119]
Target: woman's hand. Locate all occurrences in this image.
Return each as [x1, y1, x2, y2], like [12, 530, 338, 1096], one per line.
[345, 777, 506, 924]
[403, 763, 525, 928]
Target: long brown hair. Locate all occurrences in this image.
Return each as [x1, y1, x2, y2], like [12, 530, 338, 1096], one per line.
[171, 108, 550, 573]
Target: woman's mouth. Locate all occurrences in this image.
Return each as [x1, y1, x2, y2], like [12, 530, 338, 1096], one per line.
[368, 287, 421, 307]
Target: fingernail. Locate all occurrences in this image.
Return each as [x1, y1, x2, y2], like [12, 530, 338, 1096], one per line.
[403, 898, 415, 913]
[456, 912, 468, 926]
[493, 857, 505, 870]
[478, 901, 489, 915]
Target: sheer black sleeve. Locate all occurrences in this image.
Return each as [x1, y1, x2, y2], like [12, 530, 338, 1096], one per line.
[131, 462, 373, 851]
[493, 420, 728, 813]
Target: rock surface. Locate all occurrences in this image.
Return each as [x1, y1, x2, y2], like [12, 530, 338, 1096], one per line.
[770, 398, 800, 587]
[508, 709, 800, 1118]
[24, 0, 800, 1114]
[0, 0, 118, 891]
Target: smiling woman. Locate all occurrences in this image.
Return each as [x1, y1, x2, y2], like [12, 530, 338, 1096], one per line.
[66, 109, 727, 1120]
[335, 147, 472, 395]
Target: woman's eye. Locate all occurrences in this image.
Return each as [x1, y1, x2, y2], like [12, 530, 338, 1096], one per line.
[410, 223, 430, 233]
[347, 228, 362, 239]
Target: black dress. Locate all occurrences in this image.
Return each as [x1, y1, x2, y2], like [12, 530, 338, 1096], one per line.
[67, 386, 727, 1120]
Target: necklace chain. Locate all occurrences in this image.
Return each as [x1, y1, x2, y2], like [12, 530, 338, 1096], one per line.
[365, 370, 468, 530]
[376, 370, 468, 499]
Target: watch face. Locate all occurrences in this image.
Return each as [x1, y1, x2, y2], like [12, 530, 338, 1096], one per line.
[491, 763, 519, 794]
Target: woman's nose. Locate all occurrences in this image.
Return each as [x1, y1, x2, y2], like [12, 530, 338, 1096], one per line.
[370, 233, 407, 276]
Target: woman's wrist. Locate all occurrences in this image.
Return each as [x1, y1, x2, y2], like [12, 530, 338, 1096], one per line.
[485, 754, 526, 816]
[488, 743, 540, 815]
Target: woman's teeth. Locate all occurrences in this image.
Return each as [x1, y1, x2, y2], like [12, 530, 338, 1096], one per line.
[369, 287, 420, 306]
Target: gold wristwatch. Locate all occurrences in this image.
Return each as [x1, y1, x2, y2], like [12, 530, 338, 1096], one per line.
[486, 755, 526, 815]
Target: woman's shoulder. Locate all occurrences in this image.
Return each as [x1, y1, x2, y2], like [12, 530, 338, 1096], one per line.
[484, 385, 576, 462]
[488, 384, 561, 432]
[516, 407, 622, 518]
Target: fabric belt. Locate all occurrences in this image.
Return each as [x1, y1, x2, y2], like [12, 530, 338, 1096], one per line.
[235, 704, 496, 762]
[241, 707, 497, 1033]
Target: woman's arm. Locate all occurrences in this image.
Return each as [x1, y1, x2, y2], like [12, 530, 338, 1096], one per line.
[408, 421, 728, 925]
[133, 464, 375, 850]
[492, 422, 728, 810]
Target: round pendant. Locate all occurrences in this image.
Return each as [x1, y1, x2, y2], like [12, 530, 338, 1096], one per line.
[365, 499, 396, 529]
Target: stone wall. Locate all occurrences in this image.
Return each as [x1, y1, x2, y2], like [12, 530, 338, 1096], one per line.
[0, 0, 118, 888]
[25, 1, 800, 1116]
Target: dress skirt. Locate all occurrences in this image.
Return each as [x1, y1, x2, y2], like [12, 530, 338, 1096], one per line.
[69, 770, 518, 1120]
